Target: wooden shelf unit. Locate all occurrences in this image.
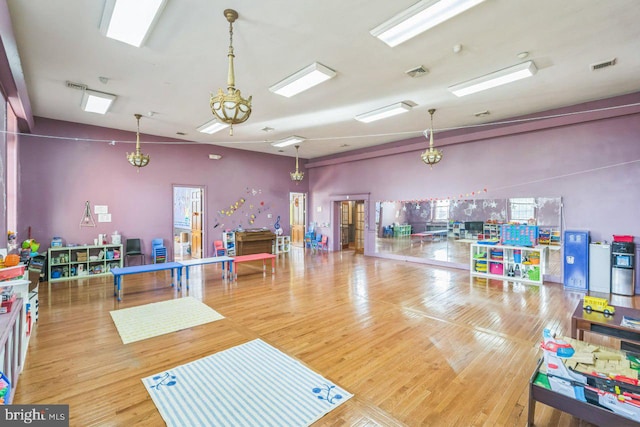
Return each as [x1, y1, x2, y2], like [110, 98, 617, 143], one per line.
[48, 244, 122, 282]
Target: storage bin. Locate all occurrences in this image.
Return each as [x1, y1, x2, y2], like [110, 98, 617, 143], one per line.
[613, 235, 633, 242]
[51, 237, 62, 247]
[0, 265, 25, 281]
[490, 262, 504, 275]
[528, 267, 540, 281]
[513, 250, 522, 263]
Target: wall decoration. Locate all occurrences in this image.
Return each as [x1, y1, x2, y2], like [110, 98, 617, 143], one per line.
[79, 201, 96, 227]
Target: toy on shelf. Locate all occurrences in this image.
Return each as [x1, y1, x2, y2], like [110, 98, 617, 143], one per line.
[583, 296, 616, 315]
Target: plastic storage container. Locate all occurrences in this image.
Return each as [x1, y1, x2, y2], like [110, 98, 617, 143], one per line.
[613, 235, 633, 243]
[51, 237, 62, 247]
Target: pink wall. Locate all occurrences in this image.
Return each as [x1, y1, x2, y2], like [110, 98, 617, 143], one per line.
[307, 93, 640, 257]
[17, 118, 308, 258]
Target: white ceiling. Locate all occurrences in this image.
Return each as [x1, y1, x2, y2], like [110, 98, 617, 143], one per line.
[6, 0, 640, 159]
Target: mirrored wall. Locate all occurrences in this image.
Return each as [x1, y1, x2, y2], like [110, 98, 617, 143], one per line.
[374, 197, 562, 278]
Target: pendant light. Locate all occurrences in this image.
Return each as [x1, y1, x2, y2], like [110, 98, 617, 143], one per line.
[210, 9, 252, 136]
[420, 108, 443, 167]
[290, 145, 304, 183]
[126, 113, 150, 171]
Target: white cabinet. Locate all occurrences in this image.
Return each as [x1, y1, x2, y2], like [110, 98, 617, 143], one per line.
[222, 232, 236, 256]
[48, 244, 123, 282]
[470, 243, 546, 284]
[274, 236, 291, 254]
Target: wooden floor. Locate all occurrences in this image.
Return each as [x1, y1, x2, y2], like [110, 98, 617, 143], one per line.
[14, 248, 640, 426]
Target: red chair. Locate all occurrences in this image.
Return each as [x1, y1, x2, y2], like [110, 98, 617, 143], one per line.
[213, 240, 226, 257]
[318, 235, 328, 251]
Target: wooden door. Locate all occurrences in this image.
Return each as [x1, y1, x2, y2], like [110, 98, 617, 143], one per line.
[290, 193, 306, 246]
[341, 202, 350, 249]
[190, 189, 203, 258]
[355, 201, 365, 254]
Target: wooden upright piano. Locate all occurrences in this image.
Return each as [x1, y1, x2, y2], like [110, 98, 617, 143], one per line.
[235, 230, 276, 255]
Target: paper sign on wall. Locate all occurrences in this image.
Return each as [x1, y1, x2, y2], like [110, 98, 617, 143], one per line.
[94, 205, 108, 214]
[98, 213, 112, 223]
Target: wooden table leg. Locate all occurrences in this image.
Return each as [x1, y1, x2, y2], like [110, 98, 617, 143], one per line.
[528, 382, 536, 426]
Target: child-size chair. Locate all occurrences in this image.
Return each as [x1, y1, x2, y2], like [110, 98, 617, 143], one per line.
[213, 240, 227, 257]
[151, 238, 167, 263]
[304, 232, 315, 249]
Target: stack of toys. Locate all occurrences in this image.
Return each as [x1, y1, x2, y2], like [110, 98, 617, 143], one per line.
[535, 329, 640, 421]
[0, 373, 10, 404]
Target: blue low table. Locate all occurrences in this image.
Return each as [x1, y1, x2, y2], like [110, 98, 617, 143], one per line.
[111, 262, 183, 301]
[177, 256, 234, 287]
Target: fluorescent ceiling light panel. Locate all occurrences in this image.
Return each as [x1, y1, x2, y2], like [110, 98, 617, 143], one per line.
[271, 136, 306, 148]
[371, 0, 486, 47]
[355, 102, 413, 123]
[448, 61, 538, 97]
[80, 90, 116, 114]
[197, 119, 230, 135]
[269, 62, 336, 98]
[100, 0, 167, 47]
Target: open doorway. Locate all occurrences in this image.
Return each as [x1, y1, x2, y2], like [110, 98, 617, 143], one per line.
[173, 186, 205, 260]
[339, 200, 364, 253]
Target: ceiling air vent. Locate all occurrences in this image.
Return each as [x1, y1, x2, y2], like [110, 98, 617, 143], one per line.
[590, 58, 616, 71]
[405, 65, 429, 78]
[65, 81, 87, 91]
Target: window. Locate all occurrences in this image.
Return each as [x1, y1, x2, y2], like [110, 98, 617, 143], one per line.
[510, 198, 536, 223]
[433, 200, 450, 221]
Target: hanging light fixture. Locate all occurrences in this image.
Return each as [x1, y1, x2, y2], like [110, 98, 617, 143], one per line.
[210, 9, 252, 136]
[127, 113, 150, 171]
[290, 145, 304, 183]
[420, 108, 443, 167]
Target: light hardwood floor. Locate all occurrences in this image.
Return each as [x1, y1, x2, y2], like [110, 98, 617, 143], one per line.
[14, 248, 639, 426]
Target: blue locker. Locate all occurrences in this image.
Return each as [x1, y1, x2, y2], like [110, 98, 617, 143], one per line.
[563, 230, 590, 290]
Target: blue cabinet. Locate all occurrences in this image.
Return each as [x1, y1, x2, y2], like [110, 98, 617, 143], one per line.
[563, 230, 589, 290]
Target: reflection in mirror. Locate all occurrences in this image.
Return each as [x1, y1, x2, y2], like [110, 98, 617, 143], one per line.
[374, 197, 562, 280]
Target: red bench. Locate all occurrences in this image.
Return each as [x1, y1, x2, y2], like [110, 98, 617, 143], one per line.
[231, 253, 276, 280]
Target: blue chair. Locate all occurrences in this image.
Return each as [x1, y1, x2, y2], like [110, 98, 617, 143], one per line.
[304, 232, 315, 249]
[383, 226, 393, 238]
[152, 238, 167, 263]
[311, 234, 323, 251]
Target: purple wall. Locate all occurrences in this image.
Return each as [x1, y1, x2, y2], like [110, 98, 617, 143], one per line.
[307, 93, 640, 260]
[17, 118, 308, 258]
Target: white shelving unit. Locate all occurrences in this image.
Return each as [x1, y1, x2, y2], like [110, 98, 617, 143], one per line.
[470, 243, 546, 284]
[0, 275, 34, 402]
[482, 223, 501, 240]
[222, 232, 236, 256]
[274, 236, 291, 254]
[48, 244, 122, 282]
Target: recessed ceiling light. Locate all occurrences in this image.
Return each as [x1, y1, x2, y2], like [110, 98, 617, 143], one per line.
[80, 90, 116, 114]
[100, 0, 168, 47]
[370, 0, 487, 47]
[271, 136, 306, 148]
[269, 62, 337, 97]
[197, 119, 230, 135]
[517, 51, 529, 59]
[355, 102, 413, 123]
[448, 61, 538, 97]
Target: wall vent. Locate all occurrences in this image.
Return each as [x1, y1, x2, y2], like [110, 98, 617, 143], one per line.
[590, 58, 617, 71]
[405, 65, 429, 78]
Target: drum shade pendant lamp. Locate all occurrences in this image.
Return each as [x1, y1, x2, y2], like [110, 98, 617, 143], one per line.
[420, 108, 443, 167]
[210, 9, 252, 136]
[127, 113, 150, 171]
[290, 145, 304, 183]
